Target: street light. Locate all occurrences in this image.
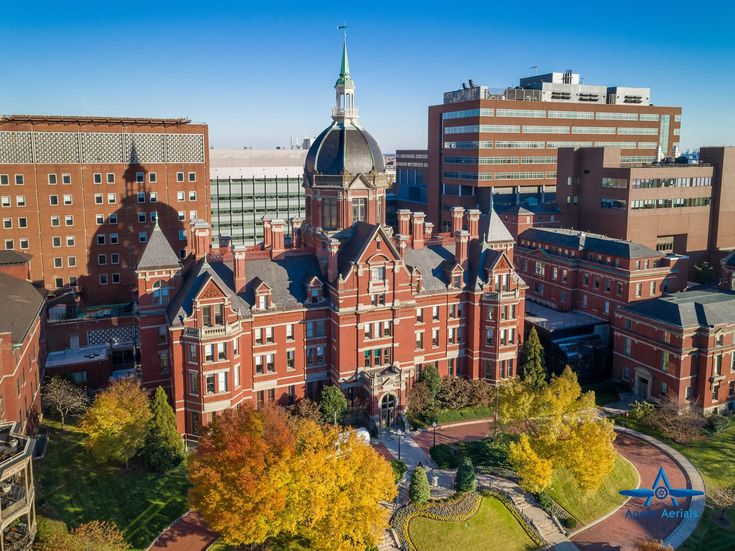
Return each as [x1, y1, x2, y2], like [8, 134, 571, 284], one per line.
[396, 429, 403, 461]
[432, 421, 437, 448]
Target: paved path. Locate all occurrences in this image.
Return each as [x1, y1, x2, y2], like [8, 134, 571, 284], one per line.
[148, 512, 217, 551]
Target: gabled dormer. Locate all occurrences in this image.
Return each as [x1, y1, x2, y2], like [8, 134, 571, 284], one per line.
[305, 276, 324, 305]
[252, 278, 273, 311]
[136, 221, 182, 311]
[443, 262, 464, 290]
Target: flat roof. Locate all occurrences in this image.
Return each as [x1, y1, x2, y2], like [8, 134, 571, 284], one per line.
[46, 344, 109, 368]
[525, 301, 606, 331]
[1, 114, 192, 125]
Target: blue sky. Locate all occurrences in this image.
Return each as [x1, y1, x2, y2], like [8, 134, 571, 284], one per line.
[2, 1, 734, 152]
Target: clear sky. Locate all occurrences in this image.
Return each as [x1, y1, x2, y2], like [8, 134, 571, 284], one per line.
[2, 1, 734, 153]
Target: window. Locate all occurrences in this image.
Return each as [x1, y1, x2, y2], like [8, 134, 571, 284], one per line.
[54, 277, 64, 288]
[49, 195, 59, 206]
[106, 173, 115, 184]
[189, 191, 197, 201]
[416, 308, 424, 323]
[177, 191, 185, 202]
[432, 328, 440, 347]
[0, 175, 7, 186]
[624, 337, 632, 355]
[432, 306, 440, 320]
[371, 265, 386, 282]
[321, 197, 338, 230]
[1, 218, 10, 229]
[50, 216, 60, 227]
[62, 173, 71, 185]
[137, 192, 145, 203]
[233, 338, 240, 357]
[206, 374, 215, 394]
[255, 355, 264, 374]
[188, 372, 200, 396]
[109, 213, 118, 223]
[14, 175, 24, 185]
[254, 328, 262, 344]
[265, 327, 274, 343]
[217, 371, 227, 392]
[158, 326, 168, 344]
[485, 327, 494, 346]
[650, 281, 657, 295]
[94, 194, 103, 204]
[188, 172, 196, 182]
[286, 349, 295, 370]
[97, 234, 105, 245]
[176, 172, 184, 183]
[48, 174, 57, 185]
[416, 331, 424, 349]
[97, 254, 107, 265]
[152, 280, 169, 305]
[204, 344, 214, 362]
[661, 351, 670, 372]
[95, 214, 104, 225]
[139, 232, 148, 243]
[203, 304, 223, 326]
[138, 212, 147, 223]
[712, 383, 720, 402]
[217, 342, 227, 360]
[714, 354, 722, 376]
[178, 210, 186, 221]
[3, 239, 13, 250]
[149, 172, 157, 183]
[110, 233, 119, 244]
[266, 354, 275, 372]
[150, 192, 158, 203]
[66, 236, 75, 246]
[99, 274, 108, 285]
[135, 172, 144, 184]
[52, 236, 61, 247]
[636, 283, 642, 297]
[65, 215, 74, 226]
[108, 193, 116, 204]
[19, 238, 28, 249]
[93, 173, 102, 184]
[234, 364, 240, 388]
[352, 198, 367, 222]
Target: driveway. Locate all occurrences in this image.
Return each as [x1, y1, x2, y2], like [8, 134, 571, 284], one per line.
[148, 512, 217, 551]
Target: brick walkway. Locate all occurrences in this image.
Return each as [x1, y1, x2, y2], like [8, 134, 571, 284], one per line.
[412, 419, 493, 455]
[148, 512, 217, 551]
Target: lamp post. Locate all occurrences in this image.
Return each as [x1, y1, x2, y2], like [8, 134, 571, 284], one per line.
[397, 429, 403, 461]
[432, 421, 437, 448]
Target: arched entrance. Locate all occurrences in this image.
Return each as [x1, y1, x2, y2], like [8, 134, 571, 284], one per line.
[380, 393, 397, 427]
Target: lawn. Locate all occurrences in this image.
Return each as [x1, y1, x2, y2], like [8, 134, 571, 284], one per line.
[546, 454, 638, 525]
[408, 496, 538, 551]
[35, 420, 189, 550]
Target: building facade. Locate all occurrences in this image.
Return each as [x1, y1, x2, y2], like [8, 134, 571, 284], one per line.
[0, 253, 44, 433]
[131, 41, 526, 439]
[210, 149, 306, 246]
[0, 422, 36, 551]
[393, 149, 429, 212]
[557, 146, 735, 269]
[426, 73, 682, 230]
[0, 115, 210, 305]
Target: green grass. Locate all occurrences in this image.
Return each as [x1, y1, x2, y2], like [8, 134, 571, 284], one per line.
[408, 496, 537, 551]
[35, 420, 189, 550]
[431, 435, 513, 470]
[435, 405, 494, 424]
[583, 380, 628, 407]
[209, 534, 313, 551]
[546, 454, 638, 525]
[680, 506, 735, 551]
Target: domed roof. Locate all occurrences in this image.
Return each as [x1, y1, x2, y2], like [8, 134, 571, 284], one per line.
[305, 120, 385, 177]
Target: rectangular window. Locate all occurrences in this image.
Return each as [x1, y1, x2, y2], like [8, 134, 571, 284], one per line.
[189, 371, 200, 395]
[432, 329, 439, 347]
[255, 355, 264, 374]
[321, 197, 338, 230]
[286, 349, 295, 370]
[94, 194, 103, 204]
[234, 364, 240, 388]
[93, 173, 102, 184]
[106, 173, 115, 184]
[432, 306, 440, 320]
[206, 374, 215, 394]
[108, 193, 116, 204]
[110, 233, 119, 244]
[217, 371, 227, 393]
[204, 344, 214, 362]
[416, 307, 424, 323]
[217, 342, 227, 360]
[286, 324, 294, 340]
[177, 172, 184, 182]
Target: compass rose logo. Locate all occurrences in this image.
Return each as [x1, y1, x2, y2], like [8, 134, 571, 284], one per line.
[620, 466, 703, 507]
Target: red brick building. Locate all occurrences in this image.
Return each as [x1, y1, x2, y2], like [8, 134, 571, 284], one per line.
[0, 115, 210, 305]
[515, 227, 689, 322]
[426, 73, 682, 230]
[131, 41, 526, 439]
[557, 146, 735, 269]
[0, 252, 44, 432]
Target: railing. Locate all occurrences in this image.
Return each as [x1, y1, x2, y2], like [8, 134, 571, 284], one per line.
[183, 323, 240, 340]
[331, 107, 358, 118]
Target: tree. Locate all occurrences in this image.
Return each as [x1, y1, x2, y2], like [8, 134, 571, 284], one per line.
[557, 418, 616, 490]
[289, 397, 323, 424]
[80, 378, 152, 467]
[638, 541, 673, 551]
[519, 327, 546, 388]
[320, 385, 348, 425]
[407, 381, 436, 421]
[418, 364, 442, 398]
[142, 386, 184, 472]
[509, 434, 553, 493]
[43, 376, 88, 428]
[455, 457, 477, 492]
[73, 521, 130, 551]
[409, 466, 431, 504]
[707, 484, 735, 521]
[189, 405, 396, 550]
[694, 261, 716, 284]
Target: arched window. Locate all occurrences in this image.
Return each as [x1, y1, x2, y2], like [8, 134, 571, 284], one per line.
[152, 280, 169, 305]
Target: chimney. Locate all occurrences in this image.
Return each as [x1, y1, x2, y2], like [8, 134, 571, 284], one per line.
[191, 220, 211, 260]
[271, 219, 286, 257]
[262, 217, 273, 249]
[327, 239, 340, 282]
[450, 207, 465, 233]
[424, 221, 434, 240]
[233, 244, 247, 293]
[465, 209, 480, 240]
[290, 217, 303, 248]
[411, 212, 425, 249]
[397, 209, 411, 236]
[455, 230, 469, 268]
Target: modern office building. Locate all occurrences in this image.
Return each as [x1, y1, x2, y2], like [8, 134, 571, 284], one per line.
[210, 149, 306, 246]
[426, 72, 682, 230]
[0, 115, 210, 305]
[557, 146, 735, 269]
[393, 150, 429, 211]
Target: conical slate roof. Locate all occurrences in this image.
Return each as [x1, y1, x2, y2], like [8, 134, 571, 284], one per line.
[136, 222, 181, 271]
[482, 208, 514, 243]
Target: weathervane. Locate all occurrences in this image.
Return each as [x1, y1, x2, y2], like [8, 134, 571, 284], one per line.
[337, 23, 349, 40]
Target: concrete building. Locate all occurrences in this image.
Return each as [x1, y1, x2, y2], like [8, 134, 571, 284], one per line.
[210, 149, 306, 246]
[0, 422, 36, 551]
[557, 146, 735, 270]
[393, 150, 429, 211]
[426, 73, 682, 230]
[126, 40, 526, 440]
[0, 115, 210, 305]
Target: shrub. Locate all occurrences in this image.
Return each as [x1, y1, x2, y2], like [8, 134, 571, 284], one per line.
[409, 467, 431, 504]
[536, 492, 553, 510]
[706, 413, 732, 434]
[430, 444, 458, 469]
[562, 517, 578, 530]
[629, 400, 655, 421]
[142, 386, 184, 472]
[455, 457, 476, 492]
[638, 540, 673, 551]
[391, 460, 408, 483]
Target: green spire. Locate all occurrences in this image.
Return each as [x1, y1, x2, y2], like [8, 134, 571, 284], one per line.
[335, 36, 354, 88]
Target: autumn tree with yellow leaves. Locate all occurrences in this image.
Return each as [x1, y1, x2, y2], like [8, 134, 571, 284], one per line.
[188, 404, 396, 550]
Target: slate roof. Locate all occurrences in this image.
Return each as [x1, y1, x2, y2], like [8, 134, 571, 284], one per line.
[723, 250, 735, 267]
[168, 259, 249, 325]
[137, 224, 182, 270]
[480, 209, 514, 243]
[242, 255, 322, 310]
[0, 251, 32, 266]
[336, 222, 379, 278]
[305, 120, 385, 178]
[403, 245, 455, 293]
[622, 287, 735, 329]
[0, 273, 44, 343]
[519, 227, 661, 259]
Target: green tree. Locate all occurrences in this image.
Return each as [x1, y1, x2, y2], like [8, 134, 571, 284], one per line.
[81, 378, 152, 467]
[455, 457, 476, 492]
[694, 261, 716, 284]
[519, 327, 546, 388]
[142, 386, 184, 472]
[320, 385, 348, 425]
[418, 364, 442, 398]
[409, 466, 431, 504]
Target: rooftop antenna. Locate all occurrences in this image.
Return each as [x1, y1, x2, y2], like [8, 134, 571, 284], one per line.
[337, 23, 349, 40]
[530, 65, 538, 76]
